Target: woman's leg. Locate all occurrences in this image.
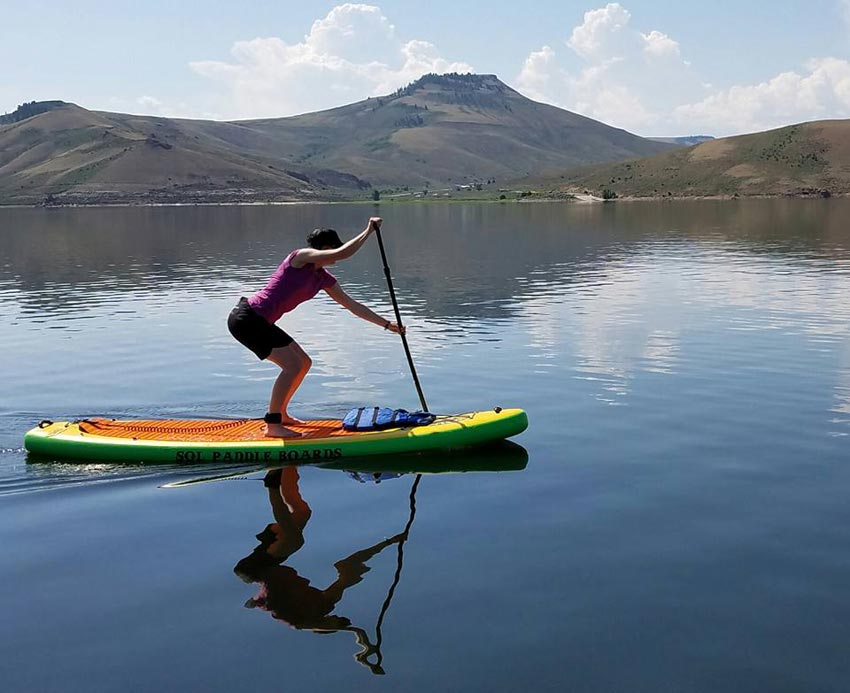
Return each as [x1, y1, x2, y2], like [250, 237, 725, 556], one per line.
[264, 342, 313, 435]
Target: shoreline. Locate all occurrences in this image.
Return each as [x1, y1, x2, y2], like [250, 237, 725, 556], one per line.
[1, 191, 846, 210]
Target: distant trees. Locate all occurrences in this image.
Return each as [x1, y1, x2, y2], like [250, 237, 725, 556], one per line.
[393, 114, 425, 128]
[390, 72, 497, 99]
[372, 189, 381, 201]
[0, 100, 67, 125]
[602, 188, 618, 200]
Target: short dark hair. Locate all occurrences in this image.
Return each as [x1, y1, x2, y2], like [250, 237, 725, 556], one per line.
[306, 228, 343, 249]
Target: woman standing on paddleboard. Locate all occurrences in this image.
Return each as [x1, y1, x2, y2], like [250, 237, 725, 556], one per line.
[228, 217, 403, 437]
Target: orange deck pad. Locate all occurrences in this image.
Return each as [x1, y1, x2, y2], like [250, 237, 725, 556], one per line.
[77, 418, 358, 443]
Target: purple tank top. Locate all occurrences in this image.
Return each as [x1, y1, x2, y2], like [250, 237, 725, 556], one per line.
[247, 250, 337, 323]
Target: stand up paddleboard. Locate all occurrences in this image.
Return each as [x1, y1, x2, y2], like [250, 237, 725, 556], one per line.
[24, 408, 528, 464]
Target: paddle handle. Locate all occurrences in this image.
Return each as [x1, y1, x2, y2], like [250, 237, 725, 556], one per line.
[373, 226, 429, 412]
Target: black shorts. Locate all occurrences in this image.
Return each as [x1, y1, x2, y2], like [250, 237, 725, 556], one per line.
[227, 297, 293, 360]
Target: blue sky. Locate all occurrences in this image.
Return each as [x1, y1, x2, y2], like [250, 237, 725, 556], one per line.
[3, 1, 850, 136]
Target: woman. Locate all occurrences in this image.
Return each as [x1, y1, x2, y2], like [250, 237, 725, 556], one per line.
[228, 216, 402, 437]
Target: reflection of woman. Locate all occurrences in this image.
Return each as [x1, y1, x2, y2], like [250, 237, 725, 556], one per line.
[234, 467, 403, 675]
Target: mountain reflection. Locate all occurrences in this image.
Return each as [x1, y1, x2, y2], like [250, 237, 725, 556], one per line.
[4, 200, 850, 324]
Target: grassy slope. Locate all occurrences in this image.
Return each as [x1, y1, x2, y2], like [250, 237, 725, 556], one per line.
[536, 121, 850, 198]
[0, 105, 324, 204]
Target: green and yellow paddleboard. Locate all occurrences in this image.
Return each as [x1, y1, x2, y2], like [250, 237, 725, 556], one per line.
[24, 408, 528, 464]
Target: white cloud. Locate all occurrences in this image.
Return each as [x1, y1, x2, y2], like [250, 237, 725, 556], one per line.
[512, 3, 850, 136]
[189, 3, 473, 119]
[515, 45, 558, 102]
[513, 4, 697, 132]
[567, 3, 634, 60]
[674, 57, 850, 133]
[641, 30, 680, 59]
[306, 3, 397, 63]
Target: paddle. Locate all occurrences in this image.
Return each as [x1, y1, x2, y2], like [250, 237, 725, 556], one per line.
[373, 220, 429, 412]
[368, 217, 426, 673]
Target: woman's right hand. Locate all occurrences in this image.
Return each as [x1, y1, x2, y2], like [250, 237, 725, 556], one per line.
[368, 216, 382, 231]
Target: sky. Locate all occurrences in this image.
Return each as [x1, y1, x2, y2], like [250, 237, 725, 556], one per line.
[3, 0, 850, 137]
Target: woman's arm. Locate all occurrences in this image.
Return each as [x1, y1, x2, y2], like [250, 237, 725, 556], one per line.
[324, 283, 404, 334]
[291, 217, 382, 268]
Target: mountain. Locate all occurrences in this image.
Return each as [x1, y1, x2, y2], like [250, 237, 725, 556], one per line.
[236, 73, 674, 187]
[536, 120, 850, 198]
[0, 73, 674, 205]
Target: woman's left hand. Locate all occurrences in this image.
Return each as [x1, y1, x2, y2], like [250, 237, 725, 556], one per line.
[385, 321, 405, 334]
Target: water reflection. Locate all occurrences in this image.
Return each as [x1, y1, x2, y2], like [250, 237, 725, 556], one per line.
[235, 466, 398, 674]
[4, 200, 850, 325]
[234, 444, 527, 675]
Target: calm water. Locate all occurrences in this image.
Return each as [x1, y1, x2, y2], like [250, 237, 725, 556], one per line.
[2, 200, 850, 691]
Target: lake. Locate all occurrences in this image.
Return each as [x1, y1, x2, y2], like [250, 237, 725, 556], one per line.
[2, 200, 850, 691]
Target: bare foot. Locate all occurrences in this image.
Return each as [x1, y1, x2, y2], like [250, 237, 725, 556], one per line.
[264, 423, 302, 438]
[280, 414, 306, 425]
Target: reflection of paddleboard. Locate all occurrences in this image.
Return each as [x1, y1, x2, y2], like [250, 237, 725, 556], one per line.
[321, 440, 529, 476]
[24, 409, 528, 464]
[158, 441, 528, 488]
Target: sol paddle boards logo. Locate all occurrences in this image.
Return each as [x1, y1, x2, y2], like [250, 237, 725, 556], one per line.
[174, 448, 343, 463]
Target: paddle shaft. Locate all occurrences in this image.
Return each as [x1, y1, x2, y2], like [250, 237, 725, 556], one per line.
[373, 226, 429, 412]
[371, 472, 421, 671]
